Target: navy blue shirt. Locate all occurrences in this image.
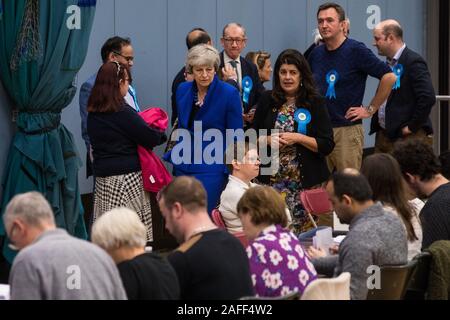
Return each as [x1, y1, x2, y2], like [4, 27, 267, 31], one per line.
[308, 38, 392, 127]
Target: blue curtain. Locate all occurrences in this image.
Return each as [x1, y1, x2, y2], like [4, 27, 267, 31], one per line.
[0, 0, 96, 262]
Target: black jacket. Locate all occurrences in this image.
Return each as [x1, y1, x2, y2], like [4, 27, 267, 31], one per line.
[370, 47, 436, 140]
[219, 52, 265, 113]
[253, 91, 335, 189]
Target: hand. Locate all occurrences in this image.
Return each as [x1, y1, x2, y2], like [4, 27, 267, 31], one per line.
[402, 126, 412, 136]
[221, 65, 237, 82]
[279, 132, 301, 146]
[345, 106, 371, 121]
[243, 109, 255, 124]
[307, 246, 327, 259]
[266, 134, 280, 148]
[329, 244, 339, 255]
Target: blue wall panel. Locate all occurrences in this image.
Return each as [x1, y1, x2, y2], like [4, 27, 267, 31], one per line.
[0, 0, 427, 195]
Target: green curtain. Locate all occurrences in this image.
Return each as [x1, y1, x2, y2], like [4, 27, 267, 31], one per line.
[0, 0, 96, 262]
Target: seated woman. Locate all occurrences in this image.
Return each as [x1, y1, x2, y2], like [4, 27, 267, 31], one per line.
[219, 141, 292, 233]
[245, 50, 272, 87]
[164, 44, 243, 214]
[91, 207, 180, 300]
[87, 62, 166, 241]
[237, 186, 317, 298]
[361, 153, 423, 260]
[253, 49, 335, 234]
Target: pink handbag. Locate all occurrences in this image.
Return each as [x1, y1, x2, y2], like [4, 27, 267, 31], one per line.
[138, 108, 172, 193]
[299, 188, 332, 228]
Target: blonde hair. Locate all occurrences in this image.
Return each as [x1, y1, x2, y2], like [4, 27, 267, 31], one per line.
[91, 208, 147, 250]
[185, 44, 220, 73]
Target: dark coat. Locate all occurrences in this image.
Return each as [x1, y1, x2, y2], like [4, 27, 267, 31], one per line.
[253, 91, 335, 189]
[370, 47, 436, 140]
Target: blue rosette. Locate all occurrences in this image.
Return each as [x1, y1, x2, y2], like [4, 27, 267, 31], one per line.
[325, 70, 339, 100]
[392, 64, 404, 90]
[242, 76, 253, 104]
[294, 108, 312, 135]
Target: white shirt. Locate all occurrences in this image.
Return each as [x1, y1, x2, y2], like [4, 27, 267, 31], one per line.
[219, 175, 257, 233]
[219, 175, 292, 233]
[378, 43, 407, 129]
[383, 197, 423, 261]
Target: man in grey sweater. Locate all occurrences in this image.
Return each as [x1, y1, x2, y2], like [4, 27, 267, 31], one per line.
[307, 170, 408, 300]
[3, 192, 127, 300]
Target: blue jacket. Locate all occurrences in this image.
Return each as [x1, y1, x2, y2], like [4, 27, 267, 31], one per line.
[164, 76, 243, 173]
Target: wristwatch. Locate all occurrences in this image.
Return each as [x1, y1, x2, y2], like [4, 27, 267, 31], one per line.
[365, 104, 376, 115]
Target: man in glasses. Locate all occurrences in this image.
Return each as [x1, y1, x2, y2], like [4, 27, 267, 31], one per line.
[219, 23, 264, 129]
[4, 192, 126, 300]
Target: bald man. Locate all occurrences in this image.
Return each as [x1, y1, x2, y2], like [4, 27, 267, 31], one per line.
[370, 19, 436, 154]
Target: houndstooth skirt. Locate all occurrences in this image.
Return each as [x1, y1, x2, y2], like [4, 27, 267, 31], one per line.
[93, 171, 153, 241]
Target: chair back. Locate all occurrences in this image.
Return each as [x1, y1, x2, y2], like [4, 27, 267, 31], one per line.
[299, 188, 333, 228]
[404, 252, 432, 300]
[301, 272, 351, 300]
[211, 209, 226, 229]
[366, 259, 418, 300]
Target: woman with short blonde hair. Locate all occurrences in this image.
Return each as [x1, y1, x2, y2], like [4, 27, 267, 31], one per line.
[91, 208, 179, 300]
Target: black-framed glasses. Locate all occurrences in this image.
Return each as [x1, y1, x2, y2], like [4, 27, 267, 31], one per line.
[112, 51, 134, 62]
[222, 37, 246, 45]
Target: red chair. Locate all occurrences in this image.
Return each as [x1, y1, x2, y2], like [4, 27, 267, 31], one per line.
[211, 208, 226, 229]
[211, 209, 249, 247]
[299, 188, 333, 228]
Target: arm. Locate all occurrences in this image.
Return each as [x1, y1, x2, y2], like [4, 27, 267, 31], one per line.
[346, 72, 397, 121]
[10, 259, 43, 300]
[280, 103, 335, 155]
[339, 242, 374, 300]
[311, 255, 339, 278]
[405, 58, 436, 133]
[118, 107, 167, 149]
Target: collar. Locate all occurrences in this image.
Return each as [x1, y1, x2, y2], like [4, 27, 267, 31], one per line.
[34, 228, 68, 243]
[349, 202, 384, 229]
[390, 43, 406, 64]
[228, 175, 253, 189]
[224, 51, 240, 65]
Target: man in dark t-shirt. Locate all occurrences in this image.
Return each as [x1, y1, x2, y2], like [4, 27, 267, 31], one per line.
[393, 140, 450, 249]
[158, 176, 253, 300]
[308, 3, 396, 171]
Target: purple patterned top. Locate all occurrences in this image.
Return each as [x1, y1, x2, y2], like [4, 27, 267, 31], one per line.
[247, 224, 317, 297]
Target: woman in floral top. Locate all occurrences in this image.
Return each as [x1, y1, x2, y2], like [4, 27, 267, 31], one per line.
[253, 49, 334, 234]
[237, 186, 317, 298]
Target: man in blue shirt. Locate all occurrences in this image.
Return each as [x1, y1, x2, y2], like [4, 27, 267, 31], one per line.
[79, 36, 140, 178]
[308, 2, 396, 171]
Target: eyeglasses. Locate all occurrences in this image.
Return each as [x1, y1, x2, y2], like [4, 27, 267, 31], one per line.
[112, 51, 134, 62]
[223, 37, 246, 45]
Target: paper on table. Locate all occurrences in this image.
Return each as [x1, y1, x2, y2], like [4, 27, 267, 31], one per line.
[313, 227, 333, 255]
[0, 284, 10, 300]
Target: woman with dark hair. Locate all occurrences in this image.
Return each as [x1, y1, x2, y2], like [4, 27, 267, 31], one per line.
[87, 61, 166, 241]
[361, 153, 422, 260]
[253, 49, 334, 234]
